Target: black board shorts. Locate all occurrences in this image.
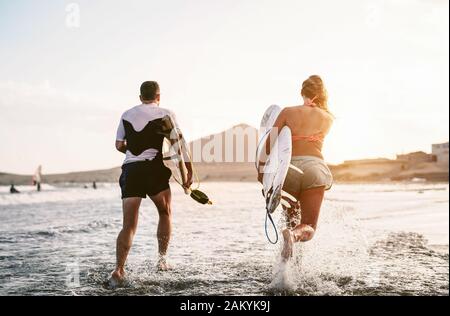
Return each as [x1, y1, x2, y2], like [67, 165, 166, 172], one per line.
[119, 159, 172, 199]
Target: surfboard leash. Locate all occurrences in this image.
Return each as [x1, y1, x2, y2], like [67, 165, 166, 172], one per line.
[169, 128, 213, 205]
[265, 210, 279, 244]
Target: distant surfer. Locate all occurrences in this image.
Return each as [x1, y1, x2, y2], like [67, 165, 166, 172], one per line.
[10, 184, 20, 194]
[93, 181, 97, 190]
[258, 75, 334, 260]
[110, 81, 193, 286]
[32, 165, 42, 192]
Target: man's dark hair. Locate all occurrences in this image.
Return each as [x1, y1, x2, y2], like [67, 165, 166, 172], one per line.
[140, 81, 160, 101]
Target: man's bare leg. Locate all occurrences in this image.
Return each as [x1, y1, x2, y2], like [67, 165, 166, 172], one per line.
[281, 187, 325, 261]
[150, 188, 172, 271]
[111, 197, 141, 283]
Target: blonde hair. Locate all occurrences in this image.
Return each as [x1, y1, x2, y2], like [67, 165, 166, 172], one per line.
[301, 75, 330, 113]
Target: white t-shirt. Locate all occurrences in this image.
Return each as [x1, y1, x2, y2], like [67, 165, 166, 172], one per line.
[116, 103, 179, 165]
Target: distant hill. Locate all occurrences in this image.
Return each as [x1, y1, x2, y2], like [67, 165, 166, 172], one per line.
[1, 124, 448, 185]
[0, 167, 122, 186]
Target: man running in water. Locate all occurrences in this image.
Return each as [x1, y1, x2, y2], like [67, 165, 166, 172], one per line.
[110, 81, 192, 285]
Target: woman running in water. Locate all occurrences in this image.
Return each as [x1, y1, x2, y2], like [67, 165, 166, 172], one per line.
[259, 75, 334, 260]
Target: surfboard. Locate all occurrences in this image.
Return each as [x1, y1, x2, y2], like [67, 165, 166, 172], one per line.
[255, 104, 282, 171]
[256, 105, 302, 214]
[161, 115, 212, 205]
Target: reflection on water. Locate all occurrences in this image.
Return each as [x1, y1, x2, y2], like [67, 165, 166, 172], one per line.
[0, 182, 448, 296]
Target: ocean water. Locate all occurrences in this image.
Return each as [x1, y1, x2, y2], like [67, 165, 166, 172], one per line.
[0, 182, 448, 296]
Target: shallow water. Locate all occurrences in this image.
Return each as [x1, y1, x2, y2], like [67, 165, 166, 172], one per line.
[0, 182, 448, 296]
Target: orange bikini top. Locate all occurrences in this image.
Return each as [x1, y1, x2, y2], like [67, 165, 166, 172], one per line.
[292, 133, 324, 143]
[291, 97, 324, 143]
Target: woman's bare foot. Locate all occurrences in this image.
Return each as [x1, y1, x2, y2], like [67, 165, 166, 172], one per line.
[293, 224, 316, 242]
[281, 229, 294, 260]
[157, 256, 172, 271]
[108, 269, 126, 288]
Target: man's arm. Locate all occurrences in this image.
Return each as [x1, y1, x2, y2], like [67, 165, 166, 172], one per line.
[170, 132, 193, 188]
[116, 114, 127, 154]
[166, 111, 193, 188]
[115, 140, 127, 154]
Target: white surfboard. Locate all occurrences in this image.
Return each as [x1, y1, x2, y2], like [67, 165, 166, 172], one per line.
[255, 105, 282, 171]
[257, 105, 302, 214]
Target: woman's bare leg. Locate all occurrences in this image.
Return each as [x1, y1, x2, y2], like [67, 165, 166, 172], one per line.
[282, 187, 325, 260]
[292, 186, 325, 240]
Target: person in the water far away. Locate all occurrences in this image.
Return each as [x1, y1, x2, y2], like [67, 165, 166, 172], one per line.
[10, 184, 20, 194]
[110, 81, 193, 286]
[258, 75, 334, 261]
[32, 165, 42, 192]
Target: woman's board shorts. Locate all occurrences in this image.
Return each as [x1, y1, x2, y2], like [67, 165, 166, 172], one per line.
[119, 159, 172, 199]
[284, 156, 333, 196]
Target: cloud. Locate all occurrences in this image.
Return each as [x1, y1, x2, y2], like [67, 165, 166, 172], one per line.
[0, 80, 89, 110]
[0, 80, 120, 129]
[0, 80, 123, 173]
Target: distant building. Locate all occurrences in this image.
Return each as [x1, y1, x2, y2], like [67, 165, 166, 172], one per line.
[340, 158, 406, 177]
[432, 142, 449, 165]
[343, 158, 394, 165]
[396, 151, 436, 163]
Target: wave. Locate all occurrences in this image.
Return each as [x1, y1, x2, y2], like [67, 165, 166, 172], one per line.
[0, 184, 119, 206]
[0, 220, 119, 243]
[58, 220, 118, 234]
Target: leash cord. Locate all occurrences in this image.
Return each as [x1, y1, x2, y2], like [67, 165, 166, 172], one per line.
[265, 211, 279, 244]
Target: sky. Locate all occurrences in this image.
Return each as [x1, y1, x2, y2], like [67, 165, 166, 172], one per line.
[0, 0, 448, 174]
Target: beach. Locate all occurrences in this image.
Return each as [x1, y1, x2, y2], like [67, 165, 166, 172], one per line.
[0, 182, 448, 296]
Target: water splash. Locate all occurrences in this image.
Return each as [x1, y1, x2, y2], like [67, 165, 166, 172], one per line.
[269, 202, 370, 295]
